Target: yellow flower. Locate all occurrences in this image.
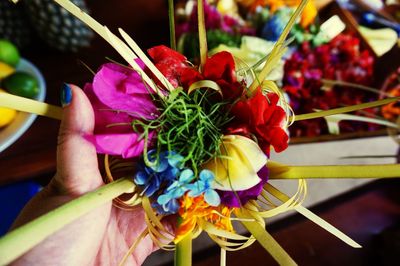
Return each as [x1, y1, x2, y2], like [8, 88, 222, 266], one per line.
[202, 135, 267, 191]
[174, 194, 234, 244]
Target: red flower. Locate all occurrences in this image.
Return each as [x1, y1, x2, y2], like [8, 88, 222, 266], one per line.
[181, 51, 244, 100]
[148, 45, 244, 100]
[148, 45, 191, 88]
[228, 88, 289, 155]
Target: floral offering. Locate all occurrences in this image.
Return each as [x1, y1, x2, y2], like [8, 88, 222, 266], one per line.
[283, 33, 378, 137]
[86, 45, 288, 225]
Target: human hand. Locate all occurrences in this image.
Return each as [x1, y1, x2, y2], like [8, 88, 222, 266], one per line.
[11, 84, 160, 265]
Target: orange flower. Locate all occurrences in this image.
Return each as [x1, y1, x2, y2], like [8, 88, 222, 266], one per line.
[238, 0, 317, 27]
[238, 0, 284, 12]
[174, 194, 234, 243]
[382, 87, 400, 121]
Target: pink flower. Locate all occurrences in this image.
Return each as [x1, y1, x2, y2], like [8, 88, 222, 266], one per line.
[84, 62, 158, 158]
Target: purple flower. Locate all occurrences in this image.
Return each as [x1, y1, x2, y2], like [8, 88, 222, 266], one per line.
[217, 166, 269, 208]
[83, 62, 158, 158]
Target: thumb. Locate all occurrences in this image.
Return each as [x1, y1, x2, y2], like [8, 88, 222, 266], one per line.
[54, 83, 103, 195]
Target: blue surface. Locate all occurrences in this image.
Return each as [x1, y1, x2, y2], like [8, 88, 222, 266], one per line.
[0, 181, 41, 236]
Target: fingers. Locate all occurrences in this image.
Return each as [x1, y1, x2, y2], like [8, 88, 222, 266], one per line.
[55, 84, 103, 195]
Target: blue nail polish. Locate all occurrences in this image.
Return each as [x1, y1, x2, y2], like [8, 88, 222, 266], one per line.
[61, 83, 72, 107]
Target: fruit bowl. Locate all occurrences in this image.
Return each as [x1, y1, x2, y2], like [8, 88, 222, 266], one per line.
[0, 58, 46, 153]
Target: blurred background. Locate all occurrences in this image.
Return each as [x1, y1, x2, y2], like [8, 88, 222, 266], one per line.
[0, 0, 399, 265]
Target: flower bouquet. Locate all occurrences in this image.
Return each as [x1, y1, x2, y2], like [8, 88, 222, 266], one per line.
[0, 0, 399, 265]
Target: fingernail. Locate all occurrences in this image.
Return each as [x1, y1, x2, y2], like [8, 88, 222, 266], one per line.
[61, 83, 72, 107]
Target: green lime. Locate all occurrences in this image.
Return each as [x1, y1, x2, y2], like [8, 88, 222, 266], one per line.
[0, 40, 20, 67]
[2, 72, 39, 99]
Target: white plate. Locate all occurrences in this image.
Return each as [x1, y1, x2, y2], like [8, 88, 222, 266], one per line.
[0, 58, 46, 153]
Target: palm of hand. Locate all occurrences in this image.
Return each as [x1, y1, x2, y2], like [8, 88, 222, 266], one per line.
[12, 86, 159, 266]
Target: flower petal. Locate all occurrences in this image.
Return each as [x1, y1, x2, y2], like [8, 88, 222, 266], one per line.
[187, 182, 205, 197]
[164, 198, 180, 213]
[84, 83, 132, 134]
[134, 171, 148, 185]
[92, 63, 157, 120]
[204, 189, 221, 206]
[167, 152, 185, 169]
[162, 167, 180, 181]
[179, 169, 195, 183]
[147, 150, 169, 172]
[171, 187, 188, 198]
[85, 132, 150, 159]
[199, 169, 215, 182]
[157, 194, 170, 205]
[203, 135, 265, 191]
[143, 180, 159, 197]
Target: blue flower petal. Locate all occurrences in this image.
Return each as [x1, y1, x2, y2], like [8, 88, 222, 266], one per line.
[187, 182, 205, 197]
[157, 194, 170, 205]
[164, 198, 179, 213]
[134, 171, 148, 185]
[187, 189, 201, 197]
[200, 170, 215, 182]
[179, 169, 194, 183]
[204, 189, 221, 206]
[166, 181, 179, 191]
[167, 153, 185, 168]
[150, 159, 168, 173]
[151, 202, 169, 215]
[146, 150, 169, 172]
[162, 166, 180, 181]
[171, 187, 188, 198]
[143, 181, 158, 197]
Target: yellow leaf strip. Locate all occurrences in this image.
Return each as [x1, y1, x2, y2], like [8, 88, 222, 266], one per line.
[252, 179, 307, 218]
[118, 229, 148, 266]
[268, 161, 400, 179]
[198, 0, 208, 70]
[104, 155, 141, 208]
[118, 28, 174, 91]
[142, 197, 167, 232]
[236, 209, 297, 266]
[142, 197, 175, 251]
[199, 219, 255, 251]
[324, 113, 399, 135]
[209, 234, 256, 251]
[188, 80, 223, 96]
[322, 79, 389, 96]
[52, 0, 110, 42]
[248, 0, 309, 95]
[293, 97, 399, 121]
[199, 220, 249, 240]
[0, 92, 62, 120]
[0, 178, 135, 266]
[105, 28, 164, 97]
[266, 184, 362, 248]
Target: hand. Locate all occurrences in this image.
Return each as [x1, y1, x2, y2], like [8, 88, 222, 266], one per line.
[11, 84, 159, 266]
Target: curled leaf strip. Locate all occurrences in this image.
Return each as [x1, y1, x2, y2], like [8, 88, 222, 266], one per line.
[104, 155, 141, 208]
[266, 184, 362, 248]
[188, 80, 223, 96]
[236, 209, 297, 266]
[293, 97, 400, 122]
